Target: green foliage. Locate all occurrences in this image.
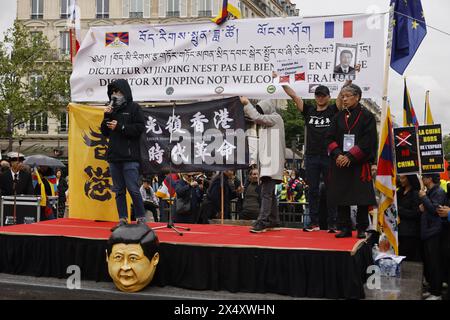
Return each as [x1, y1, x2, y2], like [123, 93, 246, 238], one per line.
[443, 134, 450, 160]
[0, 21, 71, 139]
[279, 99, 305, 149]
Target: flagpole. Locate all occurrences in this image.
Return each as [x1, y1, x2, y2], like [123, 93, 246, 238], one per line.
[424, 90, 430, 124]
[376, 4, 395, 234]
[380, 4, 395, 124]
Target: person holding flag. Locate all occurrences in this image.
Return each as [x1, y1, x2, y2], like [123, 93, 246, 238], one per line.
[326, 84, 378, 239]
[419, 174, 447, 300]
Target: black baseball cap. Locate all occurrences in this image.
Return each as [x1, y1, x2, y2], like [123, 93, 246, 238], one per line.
[314, 85, 330, 96]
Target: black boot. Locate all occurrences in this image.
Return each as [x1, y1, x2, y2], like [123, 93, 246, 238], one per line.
[357, 229, 367, 239]
[335, 229, 352, 238]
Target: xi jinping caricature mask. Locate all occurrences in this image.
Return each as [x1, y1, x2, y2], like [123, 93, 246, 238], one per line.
[106, 224, 159, 292]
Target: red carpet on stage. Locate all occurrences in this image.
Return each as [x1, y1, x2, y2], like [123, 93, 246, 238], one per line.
[0, 219, 373, 299]
[0, 218, 363, 253]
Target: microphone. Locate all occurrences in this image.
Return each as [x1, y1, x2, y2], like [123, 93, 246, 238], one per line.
[107, 96, 117, 108]
[105, 97, 117, 121]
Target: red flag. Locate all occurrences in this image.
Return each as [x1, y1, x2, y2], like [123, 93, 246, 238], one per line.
[343, 20, 353, 38]
[279, 75, 290, 83]
[69, 0, 81, 63]
[294, 72, 305, 82]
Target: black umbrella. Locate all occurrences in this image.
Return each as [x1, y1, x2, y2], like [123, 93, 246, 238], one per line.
[23, 155, 65, 168]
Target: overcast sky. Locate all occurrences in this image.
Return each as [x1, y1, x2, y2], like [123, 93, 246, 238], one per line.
[291, 0, 450, 134]
[1, 0, 449, 133]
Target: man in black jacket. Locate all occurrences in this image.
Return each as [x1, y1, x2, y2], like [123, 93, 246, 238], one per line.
[100, 79, 146, 231]
[419, 174, 447, 300]
[0, 152, 34, 196]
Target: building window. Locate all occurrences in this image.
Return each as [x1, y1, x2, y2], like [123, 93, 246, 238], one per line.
[59, 111, 69, 133]
[198, 0, 212, 17]
[31, 0, 44, 19]
[167, 0, 180, 17]
[60, 0, 71, 18]
[59, 31, 70, 55]
[129, 0, 144, 18]
[29, 112, 48, 133]
[96, 0, 109, 18]
[29, 74, 43, 98]
[30, 31, 43, 45]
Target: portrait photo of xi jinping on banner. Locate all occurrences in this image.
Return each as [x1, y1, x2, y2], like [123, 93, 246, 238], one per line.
[333, 43, 358, 81]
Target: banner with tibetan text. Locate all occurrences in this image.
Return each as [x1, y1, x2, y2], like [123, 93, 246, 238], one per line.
[70, 14, 386, 102]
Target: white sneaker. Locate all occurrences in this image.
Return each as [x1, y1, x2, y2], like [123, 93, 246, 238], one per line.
[422, 291, 431, 299]
[425, 295, 442, 300]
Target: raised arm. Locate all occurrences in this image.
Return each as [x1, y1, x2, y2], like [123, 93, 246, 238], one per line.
[282, 85, 304, 112]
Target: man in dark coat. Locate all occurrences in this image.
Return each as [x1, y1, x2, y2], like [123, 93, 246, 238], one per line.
[326, 84, 378, 239]
[100, 79, 146, 231]
[0, 152, 34, 196]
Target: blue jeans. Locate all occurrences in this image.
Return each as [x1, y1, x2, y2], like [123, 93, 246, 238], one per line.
[305, 154, 337, 228]
[109, 161, 145, 220]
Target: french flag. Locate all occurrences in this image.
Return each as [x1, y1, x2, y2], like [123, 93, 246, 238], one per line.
[324, 20, 353, 39]
[69, 0, 81, 63]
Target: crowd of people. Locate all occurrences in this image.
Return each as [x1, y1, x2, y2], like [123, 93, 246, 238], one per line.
[0, 152, 69, 222]
[98, 78, 449, 299]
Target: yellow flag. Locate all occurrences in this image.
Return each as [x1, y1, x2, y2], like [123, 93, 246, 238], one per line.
[68, 103, 130, 222]
[425, 90, 434, 125]
[34, 168, 47, 207]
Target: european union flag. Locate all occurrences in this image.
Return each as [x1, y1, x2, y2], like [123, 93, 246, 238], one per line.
[390, 0, 427, 75]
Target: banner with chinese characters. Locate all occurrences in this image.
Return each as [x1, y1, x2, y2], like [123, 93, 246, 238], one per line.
[140, 96, 249, 174]
[68, 103, 122, 222]
[70, 14, 386, 102]
[394, 126, 420, 175]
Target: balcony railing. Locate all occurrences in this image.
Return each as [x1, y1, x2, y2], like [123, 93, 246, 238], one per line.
[129, 12, 143, 18]
[198, 10, 212, 17]
[31, 14, 43, 20]
[27, 126, 48, 134]
[96, 13, 110, 19]
[166, 11, 180, 17]
[58, 126, 69, 134]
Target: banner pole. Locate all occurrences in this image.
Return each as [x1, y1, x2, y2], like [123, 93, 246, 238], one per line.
[221, 171, 224, 224]
[376, 4, 395, 235]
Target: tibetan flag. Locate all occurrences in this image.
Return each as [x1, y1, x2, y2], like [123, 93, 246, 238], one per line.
[212, 0, 241, 25]
[324, 20, 353, 39]
[403, 79, 419, 128]
[279, 75, 290, 83]
[69, 0, 81, 63]
[295, 72, 305, 82]
[375, 106, 399, 254]
[105, 32, 129, 48]
[424, 90, 434, 125]
[390, 0, 427, 75]
[155, 173, 179, 200]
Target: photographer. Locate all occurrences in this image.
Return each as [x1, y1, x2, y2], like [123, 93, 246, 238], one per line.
[174, 173, 203, 224]
[140, 177, 159, 222]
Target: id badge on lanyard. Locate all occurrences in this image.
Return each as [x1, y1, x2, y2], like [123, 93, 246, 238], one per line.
[343, 109, 362, 152]
[343, 134, 355, 152]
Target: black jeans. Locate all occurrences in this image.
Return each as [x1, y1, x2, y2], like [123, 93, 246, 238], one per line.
[305, 155, 336, 228]
[423, 234, 443, 296]
[337, 205, 369, 232]
[144, 201, 159, 222]
[398, 236, 422, 262]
